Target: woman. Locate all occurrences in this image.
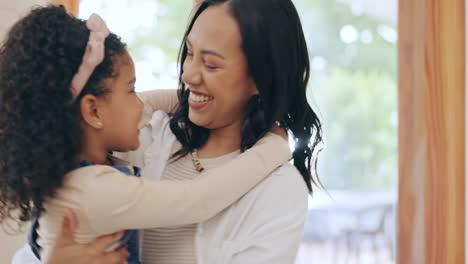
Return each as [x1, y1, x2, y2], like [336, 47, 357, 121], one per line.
[19, 0, 322, 263]
[134, 0, 322, 262]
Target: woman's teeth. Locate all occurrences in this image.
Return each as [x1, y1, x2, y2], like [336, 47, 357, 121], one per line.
[189, 92, 213, 102]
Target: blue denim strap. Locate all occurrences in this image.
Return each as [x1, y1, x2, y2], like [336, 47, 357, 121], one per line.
[112, 165, 141, 264]
[27, 218, 41, 260]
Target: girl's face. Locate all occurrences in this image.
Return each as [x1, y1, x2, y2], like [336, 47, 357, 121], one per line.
[99, 52, 143, 152]
[182, 4, 258, 131]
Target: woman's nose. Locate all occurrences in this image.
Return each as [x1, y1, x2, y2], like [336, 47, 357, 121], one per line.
[182, 60, 202, 86]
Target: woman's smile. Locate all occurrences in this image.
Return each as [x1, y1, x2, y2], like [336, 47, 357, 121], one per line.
[188, 90, 214, 110]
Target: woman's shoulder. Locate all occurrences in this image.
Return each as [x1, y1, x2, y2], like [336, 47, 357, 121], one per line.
[208, 163, 309, 231]
[145, 110, 171, 128]
[268, 163, 309, 191]
[242, 163, 309, 207]
[117, 110, 176, 172]
[141, 110, 175, 149]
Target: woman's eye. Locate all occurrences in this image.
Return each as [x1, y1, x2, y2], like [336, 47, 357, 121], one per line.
[205, 65, 218, 70]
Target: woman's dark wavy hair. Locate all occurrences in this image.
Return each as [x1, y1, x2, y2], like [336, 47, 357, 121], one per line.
[0, 5, 127, 225]
[170, 0, 323, 193]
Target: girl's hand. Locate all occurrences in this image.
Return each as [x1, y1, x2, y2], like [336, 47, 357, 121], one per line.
[45, 208, 129, 264]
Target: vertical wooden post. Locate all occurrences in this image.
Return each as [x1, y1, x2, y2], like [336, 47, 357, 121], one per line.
[398, 0, 466, 263]
[50, 0, 79, 16]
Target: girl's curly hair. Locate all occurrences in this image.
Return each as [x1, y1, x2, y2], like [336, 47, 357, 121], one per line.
[0, 5, 127, 226]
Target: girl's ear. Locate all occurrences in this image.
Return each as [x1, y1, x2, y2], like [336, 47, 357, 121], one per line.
[79, 94, 105, 129]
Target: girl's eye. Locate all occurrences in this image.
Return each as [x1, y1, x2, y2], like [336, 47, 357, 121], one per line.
[187, 51, 194, 57]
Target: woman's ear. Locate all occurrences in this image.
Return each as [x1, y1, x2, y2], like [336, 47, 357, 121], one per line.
[79, 94, 104, 129]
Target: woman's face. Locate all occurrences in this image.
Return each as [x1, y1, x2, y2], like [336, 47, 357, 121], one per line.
[182, 4, 258, 131]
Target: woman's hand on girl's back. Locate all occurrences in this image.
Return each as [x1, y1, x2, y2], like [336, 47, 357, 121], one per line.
[45, 208, 129, 264]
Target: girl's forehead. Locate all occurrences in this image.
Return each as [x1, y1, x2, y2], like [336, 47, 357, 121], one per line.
[116, 52, 134, 66]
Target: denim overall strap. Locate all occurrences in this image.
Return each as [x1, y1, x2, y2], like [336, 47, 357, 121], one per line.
[112, 165, 141, 264]
[27, 218, 41, 260]
[28, 162, 142, 264]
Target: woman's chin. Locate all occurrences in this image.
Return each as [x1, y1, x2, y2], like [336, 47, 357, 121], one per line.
[188, 112, 209, 128]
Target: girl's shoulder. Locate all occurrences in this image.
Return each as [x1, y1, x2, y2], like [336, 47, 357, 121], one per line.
[63, 164, 132, 188]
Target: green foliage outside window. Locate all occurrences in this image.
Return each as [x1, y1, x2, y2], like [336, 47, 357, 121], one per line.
[87, 0, 397, 190]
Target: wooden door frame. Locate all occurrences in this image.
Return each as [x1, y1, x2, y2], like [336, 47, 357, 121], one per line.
[398, 0, 466, 263]
[50, 0, 79, 16]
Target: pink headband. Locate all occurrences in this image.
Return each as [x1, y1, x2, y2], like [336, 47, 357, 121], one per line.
[70, 13, 110, 101]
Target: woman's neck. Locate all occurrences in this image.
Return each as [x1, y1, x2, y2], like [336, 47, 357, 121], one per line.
[197, 122, 242, 159]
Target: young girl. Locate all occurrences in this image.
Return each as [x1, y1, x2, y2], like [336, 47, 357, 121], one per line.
[0, 6, 291, 264]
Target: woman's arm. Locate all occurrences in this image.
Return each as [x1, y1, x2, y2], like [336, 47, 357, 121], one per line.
[83, 133, 291, 234]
